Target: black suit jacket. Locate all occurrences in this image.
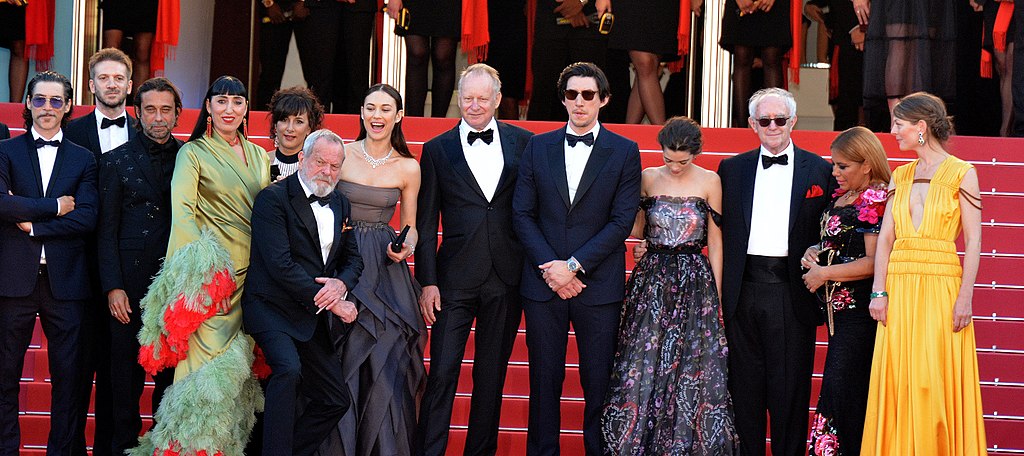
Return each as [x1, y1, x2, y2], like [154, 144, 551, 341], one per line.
[416, 121, 533, 291]
[0, 133, 99, 300]
[718, 146, 836, 326]
[96, 135, 183, 300]
[64, 110, 139, 161]
[243, 174, 364, 342]
[512, 125, 641, 305]
[0, 122, 9, 140]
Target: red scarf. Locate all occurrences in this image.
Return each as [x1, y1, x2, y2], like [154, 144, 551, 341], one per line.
[462, 0, 490, 63]
[151, 0, 181, 77]
[667, 0, 693, 72]
[788, 0, 801, 84]
[25, 0, 54, 71]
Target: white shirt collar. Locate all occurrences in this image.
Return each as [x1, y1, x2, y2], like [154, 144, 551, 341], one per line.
[95, 108, 127, 124]
[459, 117, 498, 135]
[759, 140, 794, 159]
[31, 127, 63, 143]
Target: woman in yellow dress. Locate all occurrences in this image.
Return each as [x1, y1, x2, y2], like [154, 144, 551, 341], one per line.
[132, 75, 270, 456]
[861, 92, 986, 455]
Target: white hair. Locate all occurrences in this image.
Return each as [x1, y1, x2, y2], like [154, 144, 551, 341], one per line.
[302, 129, 344, 159]
[748, 87, 797, 119]
[457, 63, 502, 99]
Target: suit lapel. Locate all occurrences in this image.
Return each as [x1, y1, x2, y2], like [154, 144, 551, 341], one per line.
[324, 194, 345, 271]
[444, 127, 488, 200]
[740, 152, 758, 233]
[127, 116, 139, 142]
[570, 133, 612, 212]
[22, 135, 44, 197]
[546, 137, 571, 210]
[85, 112, 102, 159]
[493, 122, 518, 196]
[45, 142, 68, 197]
[288, 176, 322, 256]
[789, 148, 812, 231]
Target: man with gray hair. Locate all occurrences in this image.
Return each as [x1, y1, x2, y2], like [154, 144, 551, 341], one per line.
[243, 129, 364, 456]
[414, 63, 533, 456]
[717, 87, 835, 456]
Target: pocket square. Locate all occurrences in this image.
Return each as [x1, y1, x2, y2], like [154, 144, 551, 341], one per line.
[341, 218, 354, 232]
[805, 185, 824, 198]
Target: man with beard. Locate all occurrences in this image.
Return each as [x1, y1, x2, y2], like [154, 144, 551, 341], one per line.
[243, 129, 363, 456]
[95, 77, 182, 456]
[0, 70, 98, 455]
[64, 47, 137, 456]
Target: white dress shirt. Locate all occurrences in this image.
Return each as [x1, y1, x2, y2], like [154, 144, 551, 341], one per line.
[299, 177, 335, 263]
[565, 122, 600, 203]
[460, 118, 503, 202]
[747, 142, 795, 257]
[94, 111, 129, 153]
[31, 127, 64, 264]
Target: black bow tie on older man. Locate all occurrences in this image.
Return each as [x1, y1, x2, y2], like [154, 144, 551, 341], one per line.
[761, 153, 789, 169]
[566, 132, 595, 147]
[308, 193, 332, 207]
[101, 116, 126, 129]
[467, 128, 494, 145]
[35, 138, 61, 148]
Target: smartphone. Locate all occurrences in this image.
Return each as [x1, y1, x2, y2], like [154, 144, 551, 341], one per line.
[397, 8, 411, 30]
[598, 12, 614, 34]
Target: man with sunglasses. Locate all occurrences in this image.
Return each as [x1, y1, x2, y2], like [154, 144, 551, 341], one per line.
[63, 47, 138, 456]
[513, 62, 641, 455]
[0, 70, 99, 455]
[717, 87, 835, 456]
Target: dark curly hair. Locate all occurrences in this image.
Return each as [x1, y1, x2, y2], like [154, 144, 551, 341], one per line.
[267, 86, 325, 142]
[893, 92, 955, 143]
[657, 116, 703, 156]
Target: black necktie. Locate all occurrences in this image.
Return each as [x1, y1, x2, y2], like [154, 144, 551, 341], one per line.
[101, 116, 126, 129]
[34, 138, 61, 148]
[566, 132, 595, 147]
[761, 154, 789, 169]
[308, 193, 331, 207]
[467, 129, 494, 145]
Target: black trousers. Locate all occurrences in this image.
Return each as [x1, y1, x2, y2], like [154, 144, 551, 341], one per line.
[0, 269, 83, 456]
[108, 297, 174, 456]
[256, 3, 341, 109]
[522, 296, 620, 456]
[74, 295, 111, 456]
[725, 256, 817, 456]
[415, 271, 521, 456]
[252, 315, 350, 456]
[526, 13, 609, 121]
[832, 43, 865, 131]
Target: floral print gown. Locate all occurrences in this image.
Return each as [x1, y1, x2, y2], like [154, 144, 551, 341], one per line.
[601, 196, 739, 455]
[807, 185, 887, 456]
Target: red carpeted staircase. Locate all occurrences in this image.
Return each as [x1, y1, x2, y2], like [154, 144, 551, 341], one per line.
[6, 105, 1023, 455]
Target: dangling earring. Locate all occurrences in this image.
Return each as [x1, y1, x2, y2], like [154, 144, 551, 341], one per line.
[242, 118, 248, 138]
[917, 131, 925, 146]
[205, 116, 212, 137]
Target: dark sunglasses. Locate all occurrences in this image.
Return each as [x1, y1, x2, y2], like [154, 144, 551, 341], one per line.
[564, 89, 598, 101]
[30, 96, 66, 110]
[756, 117, 790, 127]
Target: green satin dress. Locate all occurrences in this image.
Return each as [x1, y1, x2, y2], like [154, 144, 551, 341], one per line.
[166, 133, 271, 380]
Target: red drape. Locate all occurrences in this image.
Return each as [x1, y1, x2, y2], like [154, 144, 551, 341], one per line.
[25, 0, 54, 71]
[151, 0, 181, 77]
[667, 0, 693, 73]
[462, 0, 490, 63]
[788, 0, 801, 84]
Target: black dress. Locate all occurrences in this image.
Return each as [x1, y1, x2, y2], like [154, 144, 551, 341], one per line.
[602, 196, 740, 455]
[861, 0, 956, 107]
[397, 0, 461, 38]
[807, 185, 887, 456]
[609, 0, 680, 58]
[720, 0, 792, 50]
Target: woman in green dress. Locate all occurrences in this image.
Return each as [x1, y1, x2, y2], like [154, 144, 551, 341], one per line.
[132, 76, 270, 456]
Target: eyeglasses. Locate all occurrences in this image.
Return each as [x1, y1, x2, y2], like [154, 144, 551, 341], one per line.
[564, 89, 598, 101]
[756, 117, 790, 128]
[30, 96, 66, 110]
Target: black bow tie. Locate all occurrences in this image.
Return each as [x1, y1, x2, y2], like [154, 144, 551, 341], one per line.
[34, 138, 61, 149]
[467, 128, 494, 145]
[101, 116, 126, 129]
[566, 132, 595, 147]
[761, 154, 789, 169]
[308, 193, 331, 207]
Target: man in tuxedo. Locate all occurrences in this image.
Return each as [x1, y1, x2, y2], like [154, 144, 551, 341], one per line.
[414, 64, 534, 456]
[0, 70, 98, 456]
[63, 47, 137, 455]
[243, 129, 363, 456]
[717, 88, 834, 456]
[512, 62, 641, 455]
[96, 77, 183, 455]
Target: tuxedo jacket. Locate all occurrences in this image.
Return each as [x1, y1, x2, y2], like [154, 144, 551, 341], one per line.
[96, 135, 183, 300]
[0, 122, 9, 140]
[718, 146, 836, 326]
[0, 133, 99, 300]
[65, 110, 139, 161]
[512, 126, 641, 305]
[243, 173, 364, 342]
[415, 121, 533, 291]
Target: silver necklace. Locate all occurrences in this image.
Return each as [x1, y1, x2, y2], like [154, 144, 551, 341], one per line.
[360, 140, 393, 169]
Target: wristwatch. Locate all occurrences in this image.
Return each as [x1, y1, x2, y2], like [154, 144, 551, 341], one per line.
[262, 0, 275, 7]
[567, 257, 583, 274]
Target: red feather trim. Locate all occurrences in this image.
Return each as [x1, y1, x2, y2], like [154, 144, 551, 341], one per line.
[251, 344, 272, 380]
[204, 269, 237, 312]
[138, 334, 177, 376]
[163, 294, 218, 359]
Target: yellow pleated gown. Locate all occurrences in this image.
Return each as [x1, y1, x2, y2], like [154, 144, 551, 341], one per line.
[861, 156, 987, 455]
